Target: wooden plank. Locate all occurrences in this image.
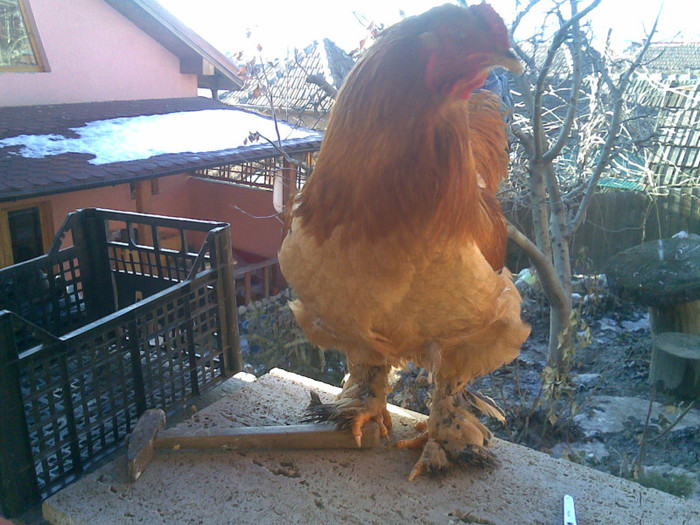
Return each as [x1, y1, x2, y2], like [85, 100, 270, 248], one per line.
[244, 272, 251, 305]
[154, 422, 381, 451]
[263, 265, 270, 298]
[127, 409, 166, 483]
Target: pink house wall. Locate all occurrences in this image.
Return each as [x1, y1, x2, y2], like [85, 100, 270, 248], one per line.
[8, 175, 280, 259]
[186, 178, 284, 260]
[1, 0, 197, 107]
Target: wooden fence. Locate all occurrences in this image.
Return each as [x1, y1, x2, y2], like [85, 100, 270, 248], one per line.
[506, 188, 700, 273]
[233, 258, 282, 306]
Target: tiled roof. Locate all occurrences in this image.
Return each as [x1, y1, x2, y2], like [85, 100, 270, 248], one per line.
[0, 97, 322, 203]
[642, 42, 700, 75]
[627, 75, 700, 187]
[223, 39, 354, 124]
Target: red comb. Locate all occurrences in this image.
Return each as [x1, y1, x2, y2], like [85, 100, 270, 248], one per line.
[470, 3, 510, 49]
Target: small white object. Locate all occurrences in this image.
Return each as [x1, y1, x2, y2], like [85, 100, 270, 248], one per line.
[564, 494, 577, 525]
[273, 170, 285, 213]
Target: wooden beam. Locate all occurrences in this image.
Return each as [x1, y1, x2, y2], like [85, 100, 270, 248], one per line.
[180, 55, 202, 75]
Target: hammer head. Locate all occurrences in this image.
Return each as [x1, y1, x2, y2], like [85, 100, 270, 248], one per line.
[127, 408, 166, 482]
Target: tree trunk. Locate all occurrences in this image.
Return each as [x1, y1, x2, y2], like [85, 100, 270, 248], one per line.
[547, 293, 573, 371]
[545, 163, 574, 370]
[527, 163, 574, 370]
[529, 165, 552, 262]
[650, 301, 700, 335]
[507, 223, 572, 370]
[650, 332, 700, 398]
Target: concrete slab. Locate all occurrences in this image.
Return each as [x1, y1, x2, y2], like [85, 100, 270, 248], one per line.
[43, 369, 700, 525]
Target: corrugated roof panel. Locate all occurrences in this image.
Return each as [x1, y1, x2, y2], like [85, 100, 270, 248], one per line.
[688, 148, 700, 168]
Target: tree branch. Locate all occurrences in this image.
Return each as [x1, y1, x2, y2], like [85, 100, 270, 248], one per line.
[306, 74, 337, 99]
[566, 16, 659, 236]
[542, 3, 583, 164]
[293, 48, 339, 100]
[512, 123, 536, 157]
[510, 0, 541, 73]
[511, 0, 541, 36]
[532, 0, 601, 160]
[507, 222, 570, 311]
[251, 132, 311, 175]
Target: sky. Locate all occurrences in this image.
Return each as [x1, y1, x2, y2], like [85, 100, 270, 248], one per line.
[5, 1, 692, 166]
[157, 0, 700, 61]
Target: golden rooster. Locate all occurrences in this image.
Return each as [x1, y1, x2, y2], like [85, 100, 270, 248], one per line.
[279, 2, 530, 479]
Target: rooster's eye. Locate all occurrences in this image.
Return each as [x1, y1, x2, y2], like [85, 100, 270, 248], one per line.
[442, 25, 469, 42]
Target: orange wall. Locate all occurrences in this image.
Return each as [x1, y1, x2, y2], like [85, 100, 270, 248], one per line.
[3, 175, 281, 262]
[48, 174, 191, 227]
[49, 184, 135, 226]
[186, 178, 284, 259]
[1, 174, 190, 252]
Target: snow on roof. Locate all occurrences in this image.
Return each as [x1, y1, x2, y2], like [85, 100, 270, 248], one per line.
[0, 109, 314, 165]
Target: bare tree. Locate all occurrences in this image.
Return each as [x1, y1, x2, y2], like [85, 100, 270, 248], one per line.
[504, 0, 658, 381]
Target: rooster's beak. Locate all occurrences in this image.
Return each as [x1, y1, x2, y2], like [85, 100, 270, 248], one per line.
[488, 49, 523, 75]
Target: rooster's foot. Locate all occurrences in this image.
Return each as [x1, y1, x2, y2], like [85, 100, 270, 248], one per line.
[304, 364, 392, 446]
[402, 384, 504, 480]
[395, 420, 428, 449]
[407, 437, 496, 480]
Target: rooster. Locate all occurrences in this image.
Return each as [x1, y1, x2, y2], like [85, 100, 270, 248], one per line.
[278, 2, 530, 479]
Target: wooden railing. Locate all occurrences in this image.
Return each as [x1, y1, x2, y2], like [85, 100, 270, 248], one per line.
[233, 257, 282, 305]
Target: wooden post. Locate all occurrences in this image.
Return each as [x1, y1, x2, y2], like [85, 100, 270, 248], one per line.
[0, 312, 41, 516]
[213, 228, 243, 376]
[244, 272, 252, 305]
[263, 265, 270, 298]
[134, 181, 154, 246]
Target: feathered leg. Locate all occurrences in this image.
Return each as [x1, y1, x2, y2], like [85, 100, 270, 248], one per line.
[396, 377, 504, 480]
[304, 361, 392, 446]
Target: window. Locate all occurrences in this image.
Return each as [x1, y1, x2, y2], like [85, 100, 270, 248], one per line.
[0, 202, 52, 267]
[8, 206, 43, 263]
[0, 0, 48, 72]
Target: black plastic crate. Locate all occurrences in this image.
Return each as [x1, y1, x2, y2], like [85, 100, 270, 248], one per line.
[0, 208, 242, 517]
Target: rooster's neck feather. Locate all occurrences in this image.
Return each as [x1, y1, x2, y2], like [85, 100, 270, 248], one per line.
[293, 11, 510, 269]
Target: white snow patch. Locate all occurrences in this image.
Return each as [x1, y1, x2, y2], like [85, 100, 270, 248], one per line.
[574, 395, 700, 436]
[0, 109, 315, 165]
[621, 313, 650, 332]
[597, 317, 621, 333]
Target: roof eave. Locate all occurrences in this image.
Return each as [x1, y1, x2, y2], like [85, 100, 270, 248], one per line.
[0, 139, 323, 204]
